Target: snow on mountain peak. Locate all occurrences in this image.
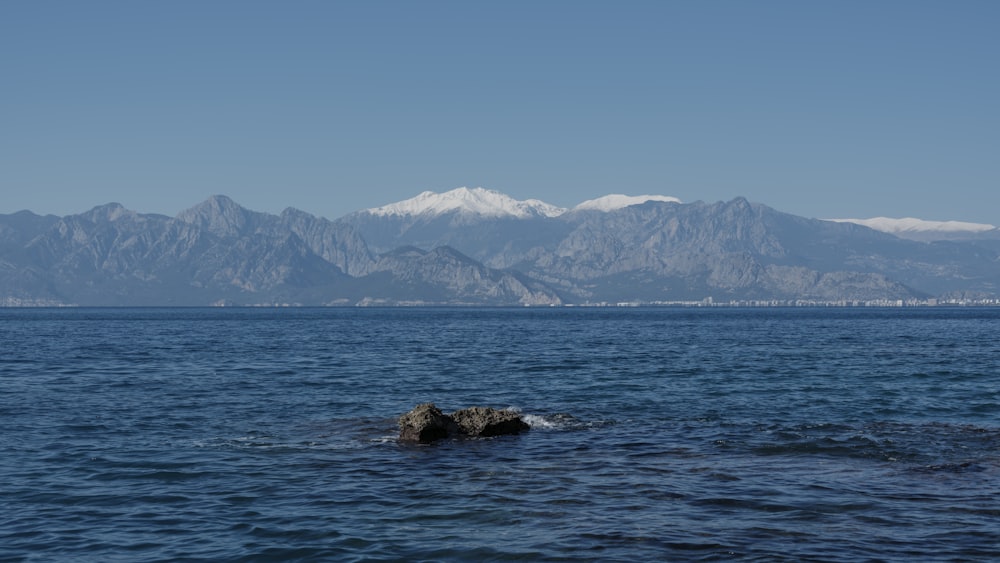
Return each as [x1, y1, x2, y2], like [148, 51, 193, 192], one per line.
[828, 217, 997, 234]
[365, 187, 567, 219]
[573, 194, 682, 212]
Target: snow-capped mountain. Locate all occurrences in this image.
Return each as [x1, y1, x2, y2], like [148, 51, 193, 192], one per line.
[573, 194, 682, 212]
[362, 187, 685, 218]
[5, 193, 1000, 305]
[828, 217, 999, 241]
[342, 193, 1000, 302]
[351, 188, 688, 256]
[365, 187, 566, 219]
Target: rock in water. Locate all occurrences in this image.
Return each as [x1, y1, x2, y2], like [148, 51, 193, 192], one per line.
[398, 403, 456, 443]
[451, 406, 530, 437]
[397, 404, 531, 442]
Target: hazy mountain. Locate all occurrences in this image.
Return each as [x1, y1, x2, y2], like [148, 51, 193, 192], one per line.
[573, 194, 682, 212]
[342, 192, 1000, 302]
[0, 211, 63, 305]
[0, 210, 60, 249]
[828, 217, 1000, 242]
[360, 246, 562, 306]
[0, 196, 562, 306]
[344, 187, 683, 255]
[2, 191, 998, 306]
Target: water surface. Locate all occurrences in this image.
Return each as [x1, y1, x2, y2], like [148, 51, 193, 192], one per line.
[2, 307, 998, 560]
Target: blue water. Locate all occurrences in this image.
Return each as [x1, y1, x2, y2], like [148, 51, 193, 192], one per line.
[1, 307, 998, 561]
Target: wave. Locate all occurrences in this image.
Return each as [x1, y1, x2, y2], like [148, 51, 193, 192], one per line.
[512, 409, 614, 432]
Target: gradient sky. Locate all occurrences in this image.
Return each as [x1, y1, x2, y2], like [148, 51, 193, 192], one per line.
[3, 1, 998, 223]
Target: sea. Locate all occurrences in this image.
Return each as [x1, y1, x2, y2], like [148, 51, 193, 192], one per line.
[1, 307, 998, 562]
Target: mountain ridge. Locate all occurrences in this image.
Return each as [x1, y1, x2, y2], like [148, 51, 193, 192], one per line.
[359, 187, 689, 219]
[2, 191, 998, 306]
[0, 196, 563, 306]
[363, 187, 567, 219]
[828, 216, 999, 241]
[356, 187, 991, 243]
[573, 194, 682, 212]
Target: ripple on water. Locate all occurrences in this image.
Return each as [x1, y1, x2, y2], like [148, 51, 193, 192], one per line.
[2, 308, 1000, 561]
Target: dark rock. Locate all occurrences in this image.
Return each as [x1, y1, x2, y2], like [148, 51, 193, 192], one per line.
[397, 403, 456, 443]
[397, 404, 531, 442]
[451, 406, 530, 437]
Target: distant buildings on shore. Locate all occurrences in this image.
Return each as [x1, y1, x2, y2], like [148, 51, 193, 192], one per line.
[3, 296, 1000, 308]
[581, 297, 1000, 308]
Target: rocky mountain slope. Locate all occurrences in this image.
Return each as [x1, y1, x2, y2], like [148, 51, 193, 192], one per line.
[0, 196, 561, 306]
[2, 190, 998, 306]
[342, 190, 1000, 302]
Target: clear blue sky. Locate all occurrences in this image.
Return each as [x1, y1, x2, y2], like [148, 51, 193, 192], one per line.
[3, 1, 998, 222]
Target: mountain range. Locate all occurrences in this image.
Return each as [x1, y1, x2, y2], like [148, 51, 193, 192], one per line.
[2, 188, 998, 306]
